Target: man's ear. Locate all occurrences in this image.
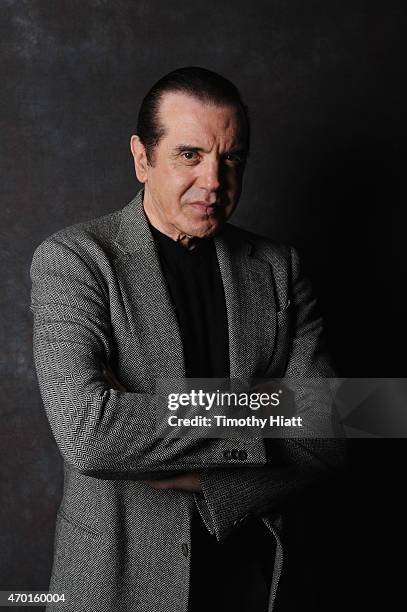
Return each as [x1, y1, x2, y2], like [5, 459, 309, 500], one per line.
[130, 135, 148, 183]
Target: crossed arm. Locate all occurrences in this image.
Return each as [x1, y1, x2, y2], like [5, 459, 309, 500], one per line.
[30, 237, 266, 479]
[31, 237, 347, 540]
[102, 363, 202, 492]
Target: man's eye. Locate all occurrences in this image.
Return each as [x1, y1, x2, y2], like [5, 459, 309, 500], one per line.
[225, 153, 243, 164]
[182, 151, 198, 161]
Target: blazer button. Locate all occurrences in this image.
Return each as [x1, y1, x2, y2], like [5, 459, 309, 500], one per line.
[238, 450, 248, 460]
[231, 449, 239, 460]
[223, 450, 231, 460]
[181, 543, 189, 558]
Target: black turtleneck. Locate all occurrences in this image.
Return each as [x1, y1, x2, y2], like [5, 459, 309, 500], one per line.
[150, 224, 229, 379]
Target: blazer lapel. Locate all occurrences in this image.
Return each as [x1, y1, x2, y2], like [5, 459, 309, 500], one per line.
[214, 227, 278, 379]
[113, 188, 185, 382]
[113, 188, 277, 383]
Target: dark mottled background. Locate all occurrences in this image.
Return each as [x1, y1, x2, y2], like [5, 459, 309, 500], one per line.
[1, 1, 406, 610]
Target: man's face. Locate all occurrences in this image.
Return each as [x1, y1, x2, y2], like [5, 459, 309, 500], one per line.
[132, 92, 247, 239]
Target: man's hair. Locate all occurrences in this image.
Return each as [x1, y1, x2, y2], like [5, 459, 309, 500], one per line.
[136, 66, 250, 164]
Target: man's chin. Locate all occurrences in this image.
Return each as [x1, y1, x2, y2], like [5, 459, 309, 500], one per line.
[182, 210, 229, 238]
[187, 219, 225, 239]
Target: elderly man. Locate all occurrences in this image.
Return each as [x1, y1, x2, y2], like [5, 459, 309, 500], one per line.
[31, 67, 345, 612]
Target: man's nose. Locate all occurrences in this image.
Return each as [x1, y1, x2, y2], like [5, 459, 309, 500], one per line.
[197, 158, 221, 192]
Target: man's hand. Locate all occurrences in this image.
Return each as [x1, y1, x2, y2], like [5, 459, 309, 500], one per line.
[143, 472, 202, 492]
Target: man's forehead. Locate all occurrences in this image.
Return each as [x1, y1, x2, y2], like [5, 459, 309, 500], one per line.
[158, 92, 242, 144]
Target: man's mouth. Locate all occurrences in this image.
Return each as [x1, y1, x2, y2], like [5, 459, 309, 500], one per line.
[189, 201, 220, 214]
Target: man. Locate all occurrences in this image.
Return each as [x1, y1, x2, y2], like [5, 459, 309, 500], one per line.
[31, 67, 345, 612]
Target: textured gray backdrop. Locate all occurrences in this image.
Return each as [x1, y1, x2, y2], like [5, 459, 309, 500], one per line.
[1, 1, 406, 609]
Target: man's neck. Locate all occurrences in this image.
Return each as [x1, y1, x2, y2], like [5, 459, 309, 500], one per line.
[142, 188, 198, 250]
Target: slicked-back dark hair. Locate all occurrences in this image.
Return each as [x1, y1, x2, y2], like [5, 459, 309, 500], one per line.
[136, 66, 250, 164]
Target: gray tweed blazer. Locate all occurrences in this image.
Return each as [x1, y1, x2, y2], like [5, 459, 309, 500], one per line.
[30, 188, 345, 612]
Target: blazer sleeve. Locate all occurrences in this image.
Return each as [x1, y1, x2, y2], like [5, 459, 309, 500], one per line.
[30, 237, 266, 478]
[194, 246, 349, 540]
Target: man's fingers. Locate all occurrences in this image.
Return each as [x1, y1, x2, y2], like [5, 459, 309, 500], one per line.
[143, 479, 176, 490]
[142, 473, 202, 492]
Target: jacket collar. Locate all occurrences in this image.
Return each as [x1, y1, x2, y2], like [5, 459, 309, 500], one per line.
[114, 187, 155, 254]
